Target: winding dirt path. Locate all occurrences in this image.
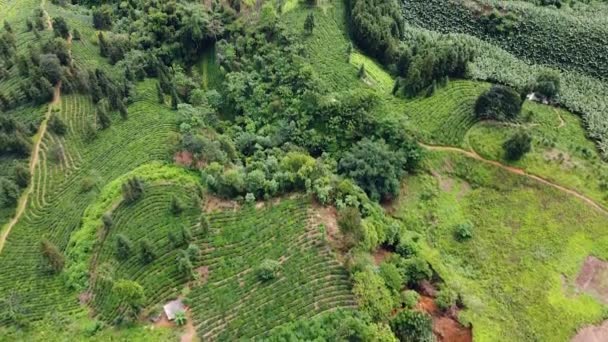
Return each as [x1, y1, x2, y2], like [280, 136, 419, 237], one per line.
[420, 143, 608, 216]
[0, 85, 61, 254]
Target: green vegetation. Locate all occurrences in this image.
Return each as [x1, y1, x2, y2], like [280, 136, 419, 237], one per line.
[1, 0, 608, 340]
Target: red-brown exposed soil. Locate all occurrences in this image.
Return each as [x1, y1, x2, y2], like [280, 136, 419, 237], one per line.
[174, 151, 194, 167]
[417, 295, 472, 342]
[575, 256, 608, 303]
[372, 246, 393, 265]
[571, 320, 608, 342]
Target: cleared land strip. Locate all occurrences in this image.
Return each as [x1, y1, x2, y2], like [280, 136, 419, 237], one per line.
[420, 142, 608, 216]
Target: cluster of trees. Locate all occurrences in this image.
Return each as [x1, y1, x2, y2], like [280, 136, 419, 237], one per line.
[86, 0, 231, 66]
[348, 0, 475, 97]
[475, 85, 523, 121]
[121, 177, 144, 203]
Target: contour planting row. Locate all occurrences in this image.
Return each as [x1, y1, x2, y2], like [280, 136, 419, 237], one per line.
[0, 82, 178, 324]
[91, 184, 200, 321]
[405, 80, 488, 145]
[188, 200, 356, 340]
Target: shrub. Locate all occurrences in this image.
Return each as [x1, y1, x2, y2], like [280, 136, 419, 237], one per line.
[396, 238, 419, 258]
[390, 310, 433, 342]
[475, 85, 522, 121]
[13, 164, 29, 188]
[199, 215, 210, 236]
[256, 259, 281, 281]
[174, 310, 187, 326]
[503, 131, 532, 161]
[454, 222, 473, 241]
[186, 243, 201, 262]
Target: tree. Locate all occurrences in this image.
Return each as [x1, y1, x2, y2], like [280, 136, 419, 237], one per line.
[93, 5, 113, 30]
[39, 54, 62, 85]
[122, 177, 144, 203]
[117, 98, 128, 120]
[475, 85, 522, 121]
[256, 259, 281, 281]
[503, 131, 532, 161]
[199, 214, 210, 236]
[352, 270, 395, 321]
[96, 102, 111, 129]
[186, 243, 201, 262]
[139, 238, 156, 264]
[170, 195, 185, 215]
[3, 21, 12, 33]
[337, 207, 364, 249]
[72, 29, 81, 41]
[48, 114, 67, 135]
[112, 280, 145, 320]
[338, 138, 412, 201]
[180, 225, 192, 244]
[304, 13, 315, 34]
[156, 82, 164, 104]
[102, 212, 113, 231]
[115, 234, 133, 260]
[98, 32, 108, 57]
[171, 87, 179, 110]
[531, 70, 560, 99]
[52, 17, 70, 39]
[177, 250, 195, 280]
[40, 239, 65, 274]
[390, 310, 433, 342]
[13, 163, 30, 188]
[358, 64, 366, 79]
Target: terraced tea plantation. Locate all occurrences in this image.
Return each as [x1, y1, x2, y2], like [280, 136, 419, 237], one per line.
[91, 192, 355, 340]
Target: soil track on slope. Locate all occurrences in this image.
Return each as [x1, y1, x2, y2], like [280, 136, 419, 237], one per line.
[0, 85, 61, 253]
[419, 143, 608, 216]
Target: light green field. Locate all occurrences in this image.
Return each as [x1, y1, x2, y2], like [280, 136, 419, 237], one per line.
[394, 152, 608, 341]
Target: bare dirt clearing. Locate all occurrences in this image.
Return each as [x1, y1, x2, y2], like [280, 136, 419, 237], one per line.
[575, 256, 608, 303]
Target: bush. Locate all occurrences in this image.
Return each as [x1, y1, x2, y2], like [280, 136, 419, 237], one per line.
[454, 222, 473, 241]
[139, 239, 157, 264]
[13, 164, 29, 188]
[503, 131, 532, 161]
[338, 138, 412, 201]
[401, 257, 432, 287]
[475, 85, 522, 121]
[435, 288, 457, 311]
[121, 177, 144, 203]
[115, 234, 133, 260]
[352, 270, 395, 321]
[170, 195, 185, 215]
[256, 259, 281, 281]
[48, 115, 67, 135]
[390, 310, 433, 342]
[379, 262, 404, 292]
[337, 207, 364, 248]
[531, 70, 560, 99]
[401, 290, 420, 309]
[40, 239, 65, 274]
[101, 212, 113, 231]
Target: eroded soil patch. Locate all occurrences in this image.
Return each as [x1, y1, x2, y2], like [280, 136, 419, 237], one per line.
[575, 256, 608, 303]
[417, 295, 472, 342]
[571, 320, 608, 342]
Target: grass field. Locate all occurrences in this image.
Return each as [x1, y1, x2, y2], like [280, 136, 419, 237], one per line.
[393, 151, 608, 341]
